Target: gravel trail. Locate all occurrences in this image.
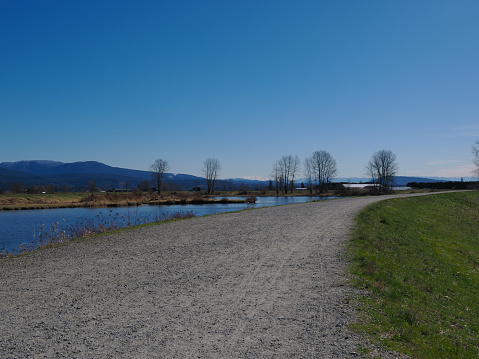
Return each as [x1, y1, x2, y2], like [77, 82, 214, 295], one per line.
[0, 195, 427, 358]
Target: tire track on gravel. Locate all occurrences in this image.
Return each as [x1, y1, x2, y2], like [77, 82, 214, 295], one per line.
[0, 193, 445, 358]
[220, 207, 338, 357]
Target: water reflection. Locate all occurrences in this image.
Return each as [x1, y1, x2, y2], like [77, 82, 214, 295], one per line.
[0, 196, 336, 253]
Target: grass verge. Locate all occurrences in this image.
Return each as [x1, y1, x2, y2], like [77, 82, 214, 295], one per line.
[349, 191, 479, 358]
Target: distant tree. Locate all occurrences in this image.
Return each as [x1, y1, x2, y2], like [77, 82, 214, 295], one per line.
[473, 139, 479, 178]
[240, 182, 247, 192]
[10, 182, 23, 194]
[303, 156, 314, 194]
[271, 161, 281, 194]
[149, 158, 170, 194]
[139, 179, 151, 192]
[267, 180, 274, 191]
[365, 150, 398, 192]
[289, 155, 301, 193]
[228, 179, 236, 191]
[61, 185, 68, 193]
[310, 150, 338, 193]
[202, 158, 221, 194]
[89, 180, 96, 193]
[272, 155, 301, 194]
[220, 180, 228, 192]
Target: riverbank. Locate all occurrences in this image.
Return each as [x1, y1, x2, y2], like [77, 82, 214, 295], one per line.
[0, 197, 364, 357]
[0, 192, 249, 211]
[0, 189, 437, 211]
[0, 193, 442, 357]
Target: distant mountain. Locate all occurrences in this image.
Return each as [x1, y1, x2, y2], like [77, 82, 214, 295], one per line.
[0, 167, 44, 181]
[0, 160, 152, 178]
[392, 176, 445, 186]
[0, 160, 466, 192]
[426, 176, 476, 182]
[0, 160, 210, 191]
[0, 160, 64, 175]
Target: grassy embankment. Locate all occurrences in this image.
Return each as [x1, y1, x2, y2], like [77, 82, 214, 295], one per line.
[0, 191, 250, 210]
[349, 191, 479, 358]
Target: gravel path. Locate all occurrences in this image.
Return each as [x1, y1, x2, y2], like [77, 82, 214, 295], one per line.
[0, 195, 426, 358]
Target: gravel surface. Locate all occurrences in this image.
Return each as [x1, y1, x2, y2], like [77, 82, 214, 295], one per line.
[0, 195, 427, 358]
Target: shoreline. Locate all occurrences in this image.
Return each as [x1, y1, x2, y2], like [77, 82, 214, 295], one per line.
[0, 192, 456, 357]
[0, 192, 339, 211]
[0, 197, 248, 211]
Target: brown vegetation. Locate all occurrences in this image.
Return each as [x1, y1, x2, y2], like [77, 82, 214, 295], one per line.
[0, 191, 247, 211]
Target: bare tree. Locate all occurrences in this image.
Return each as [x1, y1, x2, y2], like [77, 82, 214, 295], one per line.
[10, 182, 23, 194]
[473, 139, 479, 178]
[365, 150, 398, 192]
[273, 155, 300, 194]
[271, 161, 281, 195]
[88, 180, 96, 193]
[139, 179, 151, 192]
[311, 150, 338, 193]
[303, 156, 314, 194]
[149, 158, 170, 194]
[289, 155, 301, 193]
[203, 158, 221, 194]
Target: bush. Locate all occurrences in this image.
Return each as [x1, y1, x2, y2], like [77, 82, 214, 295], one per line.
[245, 195, 257, 203]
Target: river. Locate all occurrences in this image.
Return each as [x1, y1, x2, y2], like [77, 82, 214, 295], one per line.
[0, 196, 335, 254]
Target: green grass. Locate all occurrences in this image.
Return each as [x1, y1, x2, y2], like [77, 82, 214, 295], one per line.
[349, 191, 479, 358]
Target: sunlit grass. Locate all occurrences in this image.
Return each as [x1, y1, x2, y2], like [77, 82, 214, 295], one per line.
[349, 191, 479, 358]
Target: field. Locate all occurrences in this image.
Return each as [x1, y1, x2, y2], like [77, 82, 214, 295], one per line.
[349, 191, 479, 358]
[0, 187, 446, 211]
[0, 191, 249, 210]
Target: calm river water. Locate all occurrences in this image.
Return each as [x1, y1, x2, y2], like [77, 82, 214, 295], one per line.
[0, 196, 335, 253]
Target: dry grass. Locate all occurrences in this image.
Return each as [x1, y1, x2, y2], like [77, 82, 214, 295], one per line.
[0, 210, 196, 259]
[0, 191, 246, 210]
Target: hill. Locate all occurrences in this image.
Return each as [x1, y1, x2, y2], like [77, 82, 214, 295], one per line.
[0, 160, 254, 191]
[0, 160, 452, 192]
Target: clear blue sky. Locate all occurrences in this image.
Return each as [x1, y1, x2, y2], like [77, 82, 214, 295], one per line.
[2, 0, 478, 180]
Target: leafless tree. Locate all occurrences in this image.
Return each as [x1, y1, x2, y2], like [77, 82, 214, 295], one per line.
[10, 182, 23, 194]
[310, 150, 338, 193]
[203, 158, 221, 194]
[289, 155, 301, 193]
[365, 150, 398, 192]
[88, 180, 96, 193]
[271, 161, 282, 195]
[473, 139, 479, 178]
[149, 158, 170, 194]
[138, 179, 151, 192]
[273, 155, 300, 194]
[303, 156, 314, 194]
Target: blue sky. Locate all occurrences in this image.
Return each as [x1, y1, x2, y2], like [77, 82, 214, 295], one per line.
[2, 1, 478, 180]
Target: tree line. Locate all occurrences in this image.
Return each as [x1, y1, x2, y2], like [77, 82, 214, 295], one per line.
[150, 158, 221, 195]
[148, 150, 401, 196]
[407, 181, 479, 190]
[271, 149, 399, 194]
[6, 139, 477, 195]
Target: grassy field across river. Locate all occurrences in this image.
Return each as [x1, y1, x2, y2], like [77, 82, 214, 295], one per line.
[349, 191, 479, 358]
[0, 188, 442, 211]
[0, 191, 249, 210]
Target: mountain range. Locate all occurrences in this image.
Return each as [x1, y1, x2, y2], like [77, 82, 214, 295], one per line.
[0, 160, 458, 192]
[0, 160, 264, 191]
